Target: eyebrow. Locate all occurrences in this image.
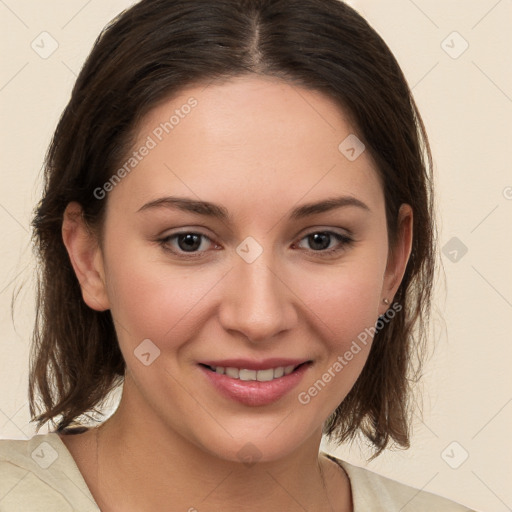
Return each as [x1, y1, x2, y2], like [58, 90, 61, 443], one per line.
[137, 195, 370, 222]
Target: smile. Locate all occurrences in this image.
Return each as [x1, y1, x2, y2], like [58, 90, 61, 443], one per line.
[198, 361, 312, 406]
[205, 364, 300, 381]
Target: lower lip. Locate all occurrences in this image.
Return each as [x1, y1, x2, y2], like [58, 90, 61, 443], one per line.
[199, 364, 310, 407]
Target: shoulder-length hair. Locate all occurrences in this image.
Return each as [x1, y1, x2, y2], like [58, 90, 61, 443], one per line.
[29, 0, 435, 460]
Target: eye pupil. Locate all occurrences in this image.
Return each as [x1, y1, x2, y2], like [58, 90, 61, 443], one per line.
[178, 233, 202, 252]
[309, 232, 330, 251]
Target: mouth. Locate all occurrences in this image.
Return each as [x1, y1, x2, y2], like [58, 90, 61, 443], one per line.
[198, 360, 313, 406]
[199, 361, 310, 382]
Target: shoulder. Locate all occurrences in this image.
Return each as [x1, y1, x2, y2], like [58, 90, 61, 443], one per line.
[0, 432, 99, 511]
[323, 453, 479, 512]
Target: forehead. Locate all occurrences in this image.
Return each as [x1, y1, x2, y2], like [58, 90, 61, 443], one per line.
[108, 75, 384, 218]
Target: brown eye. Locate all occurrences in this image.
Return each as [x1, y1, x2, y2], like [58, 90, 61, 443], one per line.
[296, 231, 353, 255]
[158, 232, 215, 258]
[175, 233, 203, 252]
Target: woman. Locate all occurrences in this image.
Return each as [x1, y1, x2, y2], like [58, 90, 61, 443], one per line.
[0, 0, 478, 510]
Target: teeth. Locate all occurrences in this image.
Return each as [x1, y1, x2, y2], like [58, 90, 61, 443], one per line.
[209, 364, 302, 381]
[225, 367, 239, 379]
[239, 369, 257, 381]
[255, 368, 274, 382]
[273, 366, 284, 378]
[284, 365, 295, 375]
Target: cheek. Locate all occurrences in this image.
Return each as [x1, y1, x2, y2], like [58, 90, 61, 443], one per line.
[293, 267, 383, 411]
[298, 257, 385, 344]
[293, 245, 387, 377]
[102, 242, 221, 352]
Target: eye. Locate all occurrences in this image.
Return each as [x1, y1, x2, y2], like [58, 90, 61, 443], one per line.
[294, 231, 354, 256]
[158, 232, 216, 258]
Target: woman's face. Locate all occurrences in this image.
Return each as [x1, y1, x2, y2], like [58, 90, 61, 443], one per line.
[76, 75, 411, 462]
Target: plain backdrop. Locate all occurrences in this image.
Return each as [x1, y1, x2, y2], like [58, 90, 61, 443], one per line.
[1, 1, 511, 511]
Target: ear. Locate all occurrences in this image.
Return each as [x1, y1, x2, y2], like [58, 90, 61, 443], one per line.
[380, 203, 413, 313]
[61, 202, 110, 311]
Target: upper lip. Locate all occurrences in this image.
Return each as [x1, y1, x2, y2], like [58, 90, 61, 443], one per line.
[199, 358, 310, 371]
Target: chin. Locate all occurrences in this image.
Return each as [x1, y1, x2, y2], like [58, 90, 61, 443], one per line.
[183, 412, 323, 465]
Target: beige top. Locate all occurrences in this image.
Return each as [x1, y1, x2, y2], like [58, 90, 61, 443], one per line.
[0, 432, 477, 511]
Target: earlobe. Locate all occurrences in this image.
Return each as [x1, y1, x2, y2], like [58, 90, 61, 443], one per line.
[382, 204, 413, 309]
[61, 202, 110, 311]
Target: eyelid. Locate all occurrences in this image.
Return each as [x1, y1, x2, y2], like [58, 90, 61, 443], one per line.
[299, 226, 353, 238]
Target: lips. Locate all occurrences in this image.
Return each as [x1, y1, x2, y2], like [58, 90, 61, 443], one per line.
[198, 358, 312, 406]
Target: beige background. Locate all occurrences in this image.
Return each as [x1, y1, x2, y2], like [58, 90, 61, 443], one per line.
[1, 1, 511, 510]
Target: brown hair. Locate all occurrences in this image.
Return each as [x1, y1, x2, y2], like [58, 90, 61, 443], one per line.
[29, 0, 435, 460]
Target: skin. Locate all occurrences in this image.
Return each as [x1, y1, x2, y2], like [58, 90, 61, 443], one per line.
[60, 75, 413, 511]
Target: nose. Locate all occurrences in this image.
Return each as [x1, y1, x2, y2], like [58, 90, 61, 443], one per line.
[218, 248, 298, 344]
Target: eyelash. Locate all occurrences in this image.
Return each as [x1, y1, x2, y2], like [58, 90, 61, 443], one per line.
[157, 230, 354, 259]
